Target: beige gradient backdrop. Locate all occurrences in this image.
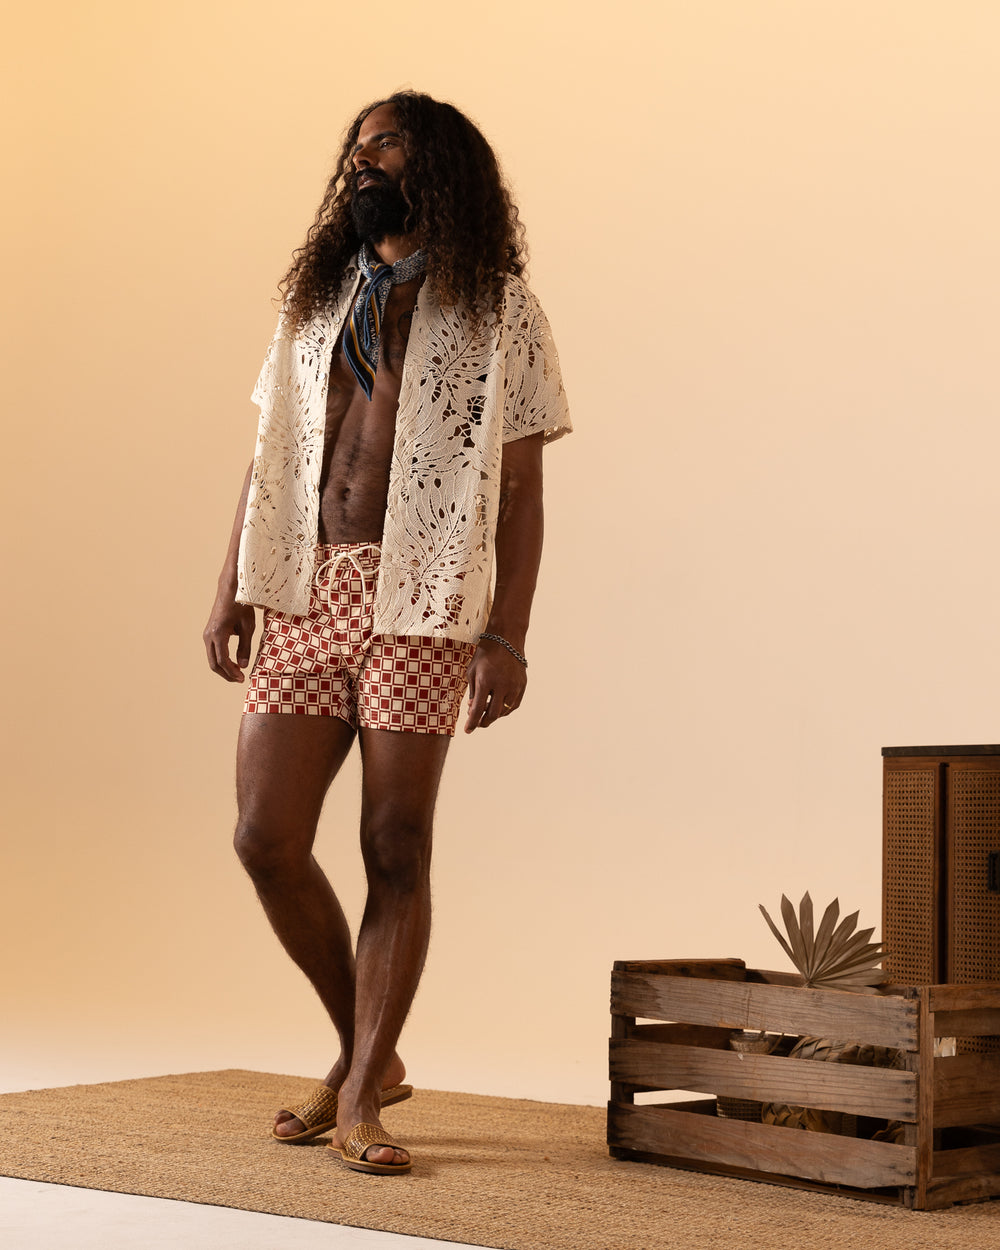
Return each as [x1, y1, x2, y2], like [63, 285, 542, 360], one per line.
[3, 1, 1000, 1107]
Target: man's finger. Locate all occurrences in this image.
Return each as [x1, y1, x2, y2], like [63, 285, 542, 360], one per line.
[464, 681, 493, 733]
[236, 621, 254, 670]
[209, 635, 243, 683]
[208, 638, 225, 677]
[480, 691, 505, 727]
[464, 696, 488, 732]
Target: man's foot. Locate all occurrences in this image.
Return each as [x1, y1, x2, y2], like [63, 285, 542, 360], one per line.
[331, 1079, 410, 1170]
[330, 1116, 411, 1173]
[271, 1082, 341, 1143]
[272, 1055, 407, 1139]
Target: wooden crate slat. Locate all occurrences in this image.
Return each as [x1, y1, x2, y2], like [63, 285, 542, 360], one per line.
[922, 1171, 1000, 1210]
[747, 969, 809, 988]
[627, 1022, 732, 1049]
[611, 970, 919, 1050]
[912, 986, 934, 1209]
[612, 958, 748, 980]
[934, 1052, 1000, 1128]
[928, 984, 1000, 1013]
[932, 1007, 1000, 1038]
[610, 1039, 917, 1121]
[608, 1101, 917, 1189]
[932, 1140, 1000, 1179]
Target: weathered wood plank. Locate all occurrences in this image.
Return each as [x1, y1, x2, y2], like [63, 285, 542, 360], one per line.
[928, 984, 1000, 1013]
[932, 1008, 1000, 1038]
[913, 986, 935, 1209]
[932, 1140, 1000, 1179]
[611, 970, 919, 1050]
[934, 1052, 1000, 1128]
[935, 1051, 1000, 1080]
[747, 969, 805, 988]
[922, 1171, 1000, 1209]
[627, 1022, 732, 1049]
[612, 958, 748, 980]
[609, 1039, 917, 1121]
[607, 1101, 916, 1189]
[611, 1145, 908, 1205]
[609, 1010, 634, 1107]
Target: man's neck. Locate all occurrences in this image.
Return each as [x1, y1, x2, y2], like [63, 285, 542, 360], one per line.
[370, 233, 421, 265]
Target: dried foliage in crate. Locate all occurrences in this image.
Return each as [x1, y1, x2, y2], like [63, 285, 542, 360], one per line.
[761, 1036, 903, 1136]
[759, 892, 888, 993]
[717, 1030, 781, 1122]
[757, 893, 897, 1137]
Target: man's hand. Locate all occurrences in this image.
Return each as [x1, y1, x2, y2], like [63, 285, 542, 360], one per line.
[463, 433, 542, 733]
[203, 591, 256, 682]
[464, 638, 528, 733]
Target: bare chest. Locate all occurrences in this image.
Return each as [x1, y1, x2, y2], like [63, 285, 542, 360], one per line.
[317, 282, 420, 542]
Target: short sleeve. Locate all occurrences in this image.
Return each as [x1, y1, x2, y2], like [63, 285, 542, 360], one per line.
[501, 283, 572, 445]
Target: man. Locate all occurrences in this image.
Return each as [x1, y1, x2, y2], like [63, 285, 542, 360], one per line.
[203, 91, 570, 1176]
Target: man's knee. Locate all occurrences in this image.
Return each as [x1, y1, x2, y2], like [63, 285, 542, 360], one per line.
[361, 811, 433, 894]
[233, 814, 306, 883]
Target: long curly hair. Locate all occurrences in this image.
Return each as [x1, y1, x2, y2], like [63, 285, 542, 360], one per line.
[279, 92, 527, 331]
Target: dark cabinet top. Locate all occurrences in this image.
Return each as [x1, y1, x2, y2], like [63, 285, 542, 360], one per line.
[882, 744, 1000, 757]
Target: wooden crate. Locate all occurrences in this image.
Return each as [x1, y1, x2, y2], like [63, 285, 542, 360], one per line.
[607, 959, 1000, 1210]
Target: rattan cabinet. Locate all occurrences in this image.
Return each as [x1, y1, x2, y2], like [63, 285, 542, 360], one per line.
[883, 745, 1000, 985]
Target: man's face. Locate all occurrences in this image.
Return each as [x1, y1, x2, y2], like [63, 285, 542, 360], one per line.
[350, 104, 410, 240]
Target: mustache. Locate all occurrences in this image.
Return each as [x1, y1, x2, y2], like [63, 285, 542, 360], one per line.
[354, 169, 391, 190]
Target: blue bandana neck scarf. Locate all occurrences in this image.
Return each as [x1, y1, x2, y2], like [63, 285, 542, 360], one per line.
[343, 243, 428, 400]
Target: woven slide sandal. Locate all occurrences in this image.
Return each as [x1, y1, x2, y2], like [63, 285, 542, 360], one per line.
[271, 1082, 413, 1143]
[331, 1121, 412, 1174]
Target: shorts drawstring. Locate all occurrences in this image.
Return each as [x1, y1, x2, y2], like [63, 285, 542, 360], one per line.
[313, 544, 380, 652]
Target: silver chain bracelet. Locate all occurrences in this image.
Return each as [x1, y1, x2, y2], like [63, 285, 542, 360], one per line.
[479, 632, 528, 668]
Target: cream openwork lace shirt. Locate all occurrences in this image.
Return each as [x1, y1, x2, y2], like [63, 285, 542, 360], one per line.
[237, 270, 572, 642]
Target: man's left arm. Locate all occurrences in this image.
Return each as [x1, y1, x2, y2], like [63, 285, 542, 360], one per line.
[464, 431, 545, 733]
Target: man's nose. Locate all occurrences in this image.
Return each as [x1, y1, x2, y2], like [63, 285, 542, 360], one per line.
[354, 148, 372, 170]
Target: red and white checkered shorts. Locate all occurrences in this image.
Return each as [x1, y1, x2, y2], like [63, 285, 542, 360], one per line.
[244, 543, 475, 735]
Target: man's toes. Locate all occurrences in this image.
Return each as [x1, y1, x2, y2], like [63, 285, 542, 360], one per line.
[364, 1144, 408, 1166]
[274, 1114, 305, 1137]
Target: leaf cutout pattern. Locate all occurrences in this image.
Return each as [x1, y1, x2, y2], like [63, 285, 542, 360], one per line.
[238, 273, 571, 640]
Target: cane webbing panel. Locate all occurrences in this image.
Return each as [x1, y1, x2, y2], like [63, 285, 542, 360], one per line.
[883, 766, 938, 983]
[948, 769, 1000, 983]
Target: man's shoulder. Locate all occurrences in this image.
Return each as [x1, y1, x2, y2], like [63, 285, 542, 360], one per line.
[496, 272, 547, 330]
[416, 274, 550, 352]
[500, 271, 536, 306]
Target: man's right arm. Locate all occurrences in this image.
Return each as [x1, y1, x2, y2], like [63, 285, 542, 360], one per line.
[203, 461, 257, 682]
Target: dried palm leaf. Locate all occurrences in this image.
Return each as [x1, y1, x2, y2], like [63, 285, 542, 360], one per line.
[761, 1036, 902, 1135]
[759, 892, 887, 992]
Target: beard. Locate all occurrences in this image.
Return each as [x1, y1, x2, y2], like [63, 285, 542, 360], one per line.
[351, 176, 411, 240]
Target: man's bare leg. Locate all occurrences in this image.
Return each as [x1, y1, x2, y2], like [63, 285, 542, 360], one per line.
[331, 726, 453, 1168]
[233, 713, 404, 1137]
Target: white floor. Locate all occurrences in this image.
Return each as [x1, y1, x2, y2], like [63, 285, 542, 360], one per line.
[0, 1177, 480, 1249]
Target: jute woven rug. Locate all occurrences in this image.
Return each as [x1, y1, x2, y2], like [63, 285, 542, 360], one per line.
[0, 1070, 998, 1250]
